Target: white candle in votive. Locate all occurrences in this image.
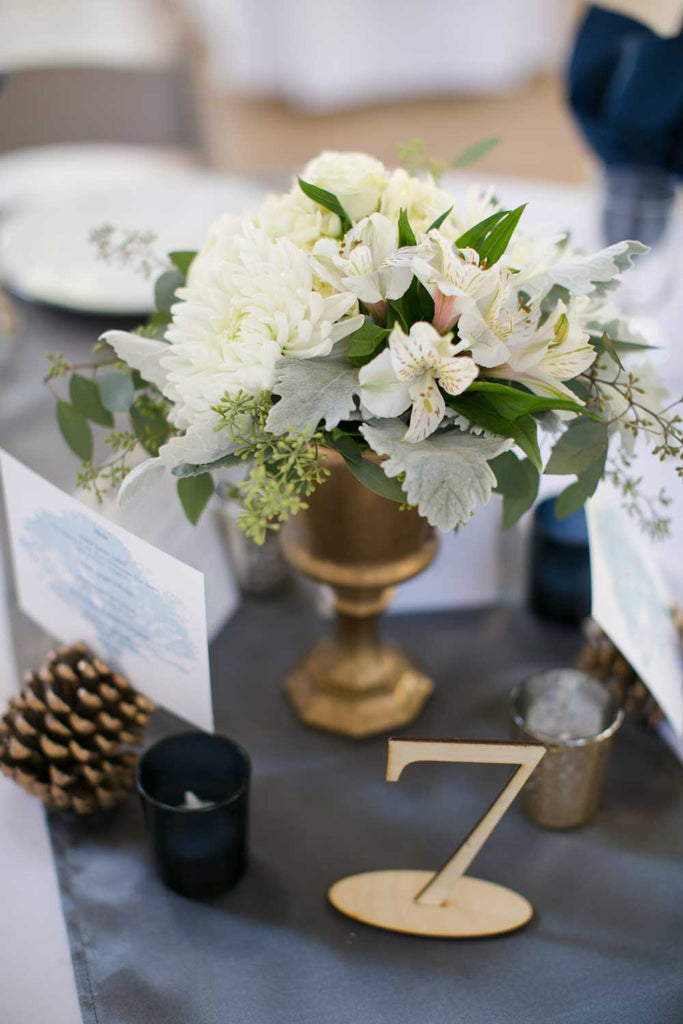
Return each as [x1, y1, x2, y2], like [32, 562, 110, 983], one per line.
[525, 670, 606, 741]
[181, 791, 216, 810]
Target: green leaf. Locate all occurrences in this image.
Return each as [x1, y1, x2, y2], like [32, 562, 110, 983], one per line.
[512, 414, 542, 472]
[177, 473, 214, 525]
[143, 311, 172, 340]
[545, 418, 608, 476]
[172, 453, 243, 478]
[169, 250, 196, 275]
[427, 206, 454, 232]
[345, 320, 391, 366]
[554, 446, 607, 518]
[56, 401, 93, 461]
[395, 276, 434, 328]
[130, 399, 171, 456]
[468, 381, 586, 419]
[490, 451, 539, 528]
[478, 205, 526, 266]
[329, 435, 406, 503]
[595, 331, 623, 369]
[298, 178, 351, 231]
[69, 373, 113, 427]
[398, 208, 417, 247]
[450, 136, 500, 169]
[154, 268, 185, 313]
[455, 205, 526, 267]
[98, 372, 135, 413]
[445, 393, 542, 470]
[455, 210, 508, 251]
[554, 480, 588, 519]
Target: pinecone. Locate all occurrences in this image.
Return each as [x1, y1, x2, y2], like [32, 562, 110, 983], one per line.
[577, 621, 664, 728]
[0, 642, 153, 814]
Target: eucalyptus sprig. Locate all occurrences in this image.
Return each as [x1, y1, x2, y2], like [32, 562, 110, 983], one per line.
[212, 390, 330, 543]
[88, 225, 168, 280]
[397, 137, 500, 182]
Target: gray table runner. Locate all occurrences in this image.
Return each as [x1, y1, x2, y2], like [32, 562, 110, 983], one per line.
[47, 598, 683, 1024]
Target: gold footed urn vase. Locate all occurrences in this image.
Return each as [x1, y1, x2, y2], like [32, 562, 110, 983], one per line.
[281, 450, 439, 738]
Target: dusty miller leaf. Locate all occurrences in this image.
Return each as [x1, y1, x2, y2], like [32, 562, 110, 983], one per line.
[360, 420, 513, 530]
[267, 359, 360, 439]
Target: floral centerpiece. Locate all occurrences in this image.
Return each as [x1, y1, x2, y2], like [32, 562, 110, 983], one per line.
[47, 149, 682, 541]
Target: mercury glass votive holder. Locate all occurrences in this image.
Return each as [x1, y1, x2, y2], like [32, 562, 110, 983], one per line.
[138, 732, 251, 899]
[511, 669, 623, 829]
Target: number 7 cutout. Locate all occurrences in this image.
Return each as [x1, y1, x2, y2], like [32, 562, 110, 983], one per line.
[329, 738, 546, 938]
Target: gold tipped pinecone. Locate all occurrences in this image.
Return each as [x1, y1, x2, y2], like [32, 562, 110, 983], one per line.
[578, 621, 664, 729]
[0, 642, 154, 814]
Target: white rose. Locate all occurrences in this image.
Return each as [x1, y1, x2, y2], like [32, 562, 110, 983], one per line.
[303, 151, 387, 223]
[380, 169, 460, 239]
[257, 187, 342, 249]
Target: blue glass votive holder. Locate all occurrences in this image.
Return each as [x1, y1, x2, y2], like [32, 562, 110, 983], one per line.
[529, 497, 591, 624]
[138, 732, 250, 899]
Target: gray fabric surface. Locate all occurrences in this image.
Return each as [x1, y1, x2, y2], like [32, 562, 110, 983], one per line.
[47, 596, 683, 1024]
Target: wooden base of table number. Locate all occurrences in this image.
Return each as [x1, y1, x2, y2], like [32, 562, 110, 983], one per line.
[328, 739, 545, 939]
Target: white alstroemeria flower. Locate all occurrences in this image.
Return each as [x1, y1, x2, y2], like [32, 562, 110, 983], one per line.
[311, 214, 412, 321]
[488, 301, 595, 400]
[412, 233, 496, 333]
[456, 270, 533, 369]
[104, 218, 361, 430]
[412, 232, 527, 367]
[257, 186, 342, 248]
[380, 169, 460, 239]
[303, 151, 387, 223]
[359, 321, 479, 442]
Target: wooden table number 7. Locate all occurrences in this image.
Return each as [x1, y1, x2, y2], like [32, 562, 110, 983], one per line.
[329, 738, 546, 938]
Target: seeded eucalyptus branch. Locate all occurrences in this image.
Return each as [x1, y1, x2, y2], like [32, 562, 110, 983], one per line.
[212, 390, 330, 543]
[576, 355, 683, 536]
[88, 225, 168, 280]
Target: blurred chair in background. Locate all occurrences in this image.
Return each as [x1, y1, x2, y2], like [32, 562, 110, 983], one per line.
[175, 0, 592, 183]
[0, 0, 198, 154]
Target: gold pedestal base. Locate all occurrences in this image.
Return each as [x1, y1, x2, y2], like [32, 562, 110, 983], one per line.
[328, 870, 534, 938]
[285, 639, 433, 738]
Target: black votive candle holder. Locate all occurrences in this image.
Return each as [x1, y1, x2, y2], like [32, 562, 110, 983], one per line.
[529, 497, 591, 624]
[137, 731, 250, 900]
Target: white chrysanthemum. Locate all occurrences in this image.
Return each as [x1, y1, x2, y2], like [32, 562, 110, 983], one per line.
[257, 186, 342, 248]
[105, 216, 361, 430]
[303, 151, 387, 223]
[380, 169, 460, 239]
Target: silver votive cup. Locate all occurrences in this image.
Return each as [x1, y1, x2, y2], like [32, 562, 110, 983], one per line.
[511, 669, 623, 829]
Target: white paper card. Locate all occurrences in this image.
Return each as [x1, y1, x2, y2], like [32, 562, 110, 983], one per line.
[0, 450, 213, 731]
[586, 485, 683, 737]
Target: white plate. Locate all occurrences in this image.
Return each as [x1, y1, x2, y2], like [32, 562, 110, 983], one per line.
[0, 170, 267, 316]
[0, 143, 197, 215]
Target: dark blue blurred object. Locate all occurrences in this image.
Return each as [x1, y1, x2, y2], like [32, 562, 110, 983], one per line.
[568, 7, 683, 176]
[529, 498, 591, 625]
[138, 731, 250, 900]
